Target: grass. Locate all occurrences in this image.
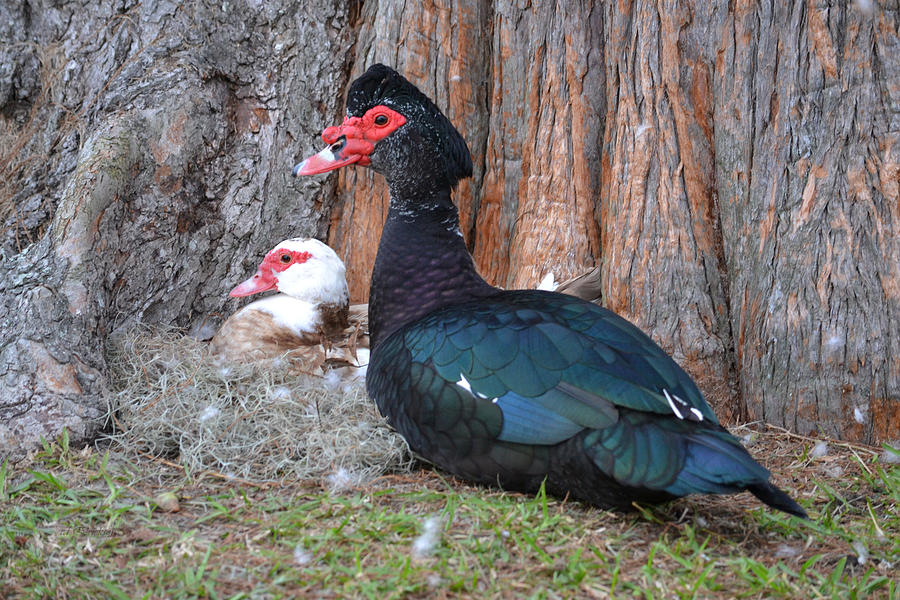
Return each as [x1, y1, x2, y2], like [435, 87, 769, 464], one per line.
[1, 428, 898, 599]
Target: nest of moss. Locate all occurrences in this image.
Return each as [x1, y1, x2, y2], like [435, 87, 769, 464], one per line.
[103, 326, 413, 486]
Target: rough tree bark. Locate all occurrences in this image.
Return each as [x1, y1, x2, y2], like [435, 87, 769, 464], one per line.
[715, 1, 900, 441]
[0, 0, 355, 459]
[2, 0, 897, 459]
[328, 0, 899, 441]
[598, 2, 741, 419]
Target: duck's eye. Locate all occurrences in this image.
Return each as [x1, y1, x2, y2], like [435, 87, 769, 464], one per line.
[280, 253, 291, 263]
[374, 114, 389, 126]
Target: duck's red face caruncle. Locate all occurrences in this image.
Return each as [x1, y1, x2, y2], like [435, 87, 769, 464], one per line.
[293, 106, 406, 176]
[229, 248, 313, 297]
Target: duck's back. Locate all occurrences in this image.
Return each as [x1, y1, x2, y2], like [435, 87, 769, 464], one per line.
[210, 295, 323, 361]
[365, 289, 803, 510]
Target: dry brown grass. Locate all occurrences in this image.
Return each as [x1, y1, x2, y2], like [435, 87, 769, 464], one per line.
[103, 326, 414, 487]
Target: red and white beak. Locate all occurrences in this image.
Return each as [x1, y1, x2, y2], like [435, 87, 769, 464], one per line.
[292, 136, 369, 176]
[292, 107, 406, 176]
[229, 268, 277, 297]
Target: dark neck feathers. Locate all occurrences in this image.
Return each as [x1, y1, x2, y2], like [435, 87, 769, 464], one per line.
[368, 188, 494, 349]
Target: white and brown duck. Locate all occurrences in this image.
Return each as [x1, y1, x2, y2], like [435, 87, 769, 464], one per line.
[210, 238, 368, 376]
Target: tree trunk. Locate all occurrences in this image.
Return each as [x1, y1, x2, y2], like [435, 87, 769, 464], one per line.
[1, 0, 355, 459]
[714, 0, 900, 442]
[2, 0, 897, 459]
[328, 0, 899, 441]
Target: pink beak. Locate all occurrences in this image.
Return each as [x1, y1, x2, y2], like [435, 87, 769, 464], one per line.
[292, 124, 375, 176]
[292, 144, 362, 176]
[229, 268, 276, 297]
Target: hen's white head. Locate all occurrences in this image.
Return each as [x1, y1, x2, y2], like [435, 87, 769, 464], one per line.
[230, 238, 349, 306]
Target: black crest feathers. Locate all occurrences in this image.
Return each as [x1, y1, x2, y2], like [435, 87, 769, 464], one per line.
[347, 64, 473, 186]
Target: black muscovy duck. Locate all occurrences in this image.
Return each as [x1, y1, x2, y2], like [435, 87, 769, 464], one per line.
[293, 64, 807, 518]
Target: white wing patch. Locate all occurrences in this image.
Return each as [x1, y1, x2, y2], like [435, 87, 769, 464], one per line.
[455, 374, 492, 400]
[663, 389, 704, 422]
[455, 374, 473, 394]
[663, 389, 684, 419]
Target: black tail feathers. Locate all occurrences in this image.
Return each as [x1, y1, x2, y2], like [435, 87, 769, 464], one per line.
[747, 481, 809, 519]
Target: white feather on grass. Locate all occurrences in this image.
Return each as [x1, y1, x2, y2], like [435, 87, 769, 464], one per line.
[811, 441, 829, 458]
[412, 516, 442, 559]
[293, 544, 313, 566]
